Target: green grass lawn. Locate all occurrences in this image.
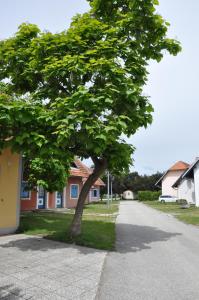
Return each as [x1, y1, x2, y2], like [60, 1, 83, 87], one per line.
[143, 201, 199, 225]
[76, 200, 119, 215]
[19, 201, 119, 251]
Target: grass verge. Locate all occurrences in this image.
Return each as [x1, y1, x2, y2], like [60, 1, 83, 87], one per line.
[19, 201, 119, 251]
[143, 201, 199, 225]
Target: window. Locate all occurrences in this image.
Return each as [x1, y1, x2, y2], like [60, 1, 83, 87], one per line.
[71, 162, 78, 169]
[38, 186, 45, 198]
[20, 157, 30, 199]
[70, 184, 79, 199]
[56, 191, 63, 199]
[20, 181, 30, 199]
[92, 189, 98, 198]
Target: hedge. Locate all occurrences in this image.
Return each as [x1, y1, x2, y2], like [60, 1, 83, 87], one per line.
[138, 190, 161, 201]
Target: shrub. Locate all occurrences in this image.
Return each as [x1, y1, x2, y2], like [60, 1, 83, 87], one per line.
[138, 190, 161, 201]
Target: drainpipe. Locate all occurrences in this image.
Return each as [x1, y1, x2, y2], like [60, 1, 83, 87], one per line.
[107, 171, 110, 208]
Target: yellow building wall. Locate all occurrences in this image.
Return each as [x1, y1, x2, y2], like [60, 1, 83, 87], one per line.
[0, 148, 21, 235]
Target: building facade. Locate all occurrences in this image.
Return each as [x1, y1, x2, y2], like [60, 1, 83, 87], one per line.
[20, 159, 105, 211]
[0, 149, 21, 235]
[173, 158, 199, 206]
[156, 161, 190, 197]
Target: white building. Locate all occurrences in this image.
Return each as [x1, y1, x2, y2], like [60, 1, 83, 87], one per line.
[156, 161, 190, 197]
[173, 159, 199, 206]
[123, 190, 135, 200]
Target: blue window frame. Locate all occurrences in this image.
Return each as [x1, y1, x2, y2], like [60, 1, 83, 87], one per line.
[70, 184, 79, 199]
[92, 189, 98, 198]
[20, 181, 30, 199]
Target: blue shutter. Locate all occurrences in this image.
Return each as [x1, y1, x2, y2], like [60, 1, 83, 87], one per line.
[71, 185, 78, 198]
[21, 181, 30, 198]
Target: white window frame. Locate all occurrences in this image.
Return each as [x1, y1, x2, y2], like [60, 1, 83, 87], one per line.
[20, 181, 31, 200]
[36, 186, 48, 209]
[63, 187, 66, 207]
[92, 189, 99, 198]
[70, 184, 79, 199]
[55, 191, 63, 208]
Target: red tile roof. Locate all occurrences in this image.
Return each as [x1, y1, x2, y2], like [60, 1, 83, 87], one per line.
[169, 161, 190, 171]
[69, 159, 105, 186]
[155, 160, 190, 186]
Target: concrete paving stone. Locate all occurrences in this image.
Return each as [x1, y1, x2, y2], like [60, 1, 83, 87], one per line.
[37, 294, 65, 300]
[54, 285, 84, 299]
[0, 235, 107, 300]
[87, 272, 103, 283]
[76, 289, 96, 300]
[29, 294, 64, 300]
[39, 280, 66, 293]
[45, 262, 69, 270]
[0, 276, 29, 289]
[23, 275, 60, 292]
[53, 264, 77, 274]
[73, 277, 98, 290]
[22, 274, 48, 288]
[73, 268, 97, 278]
[30, 265, 55, 274]
[84, 261, 104, 271]
[42, 270, 67, 280]
[58, 273, 83, 286]
[0, 273, 11, 281]
[11, 270, 35, 281]
[0, 294, 20, 300]
[0, 262, 16, 269]
[15, 287, 52, 300]
[0, 284, 25, 299]
[0, 288, 13, 298]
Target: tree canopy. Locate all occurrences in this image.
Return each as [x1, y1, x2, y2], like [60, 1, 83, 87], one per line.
[0, 0, 181, 235]
[0, 0, 180, 192]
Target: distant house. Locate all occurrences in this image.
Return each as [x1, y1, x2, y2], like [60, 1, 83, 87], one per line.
[172, 158, 199, 206]
[123, 190, 135, 200]
[20, 159, 105, 211]
[156, 161, 190, 197]
[0, 149, 21, 235]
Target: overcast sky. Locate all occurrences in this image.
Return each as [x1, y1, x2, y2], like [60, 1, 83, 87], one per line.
[1, 0, 198, 174]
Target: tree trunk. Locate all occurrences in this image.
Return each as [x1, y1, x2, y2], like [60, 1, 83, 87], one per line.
[69, 157, 107, 237]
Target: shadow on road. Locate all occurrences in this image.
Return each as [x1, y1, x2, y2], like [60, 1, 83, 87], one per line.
[0, 284, 22, 299]
[116, 224, 181, 253]
[0, 236, 101, 255]
[0, 224, 181, 255]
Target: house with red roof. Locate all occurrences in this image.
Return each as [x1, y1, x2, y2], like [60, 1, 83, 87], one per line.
[172, 158, 199, 205]
[20, 159, 105, 211]
[156, 161, 190, 197]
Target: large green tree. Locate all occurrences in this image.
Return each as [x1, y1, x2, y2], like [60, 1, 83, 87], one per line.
[0, 0, 180, 236]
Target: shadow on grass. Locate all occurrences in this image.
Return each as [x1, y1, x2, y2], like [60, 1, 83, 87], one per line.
[15, 212, 115, 251]
[116, 223, 181, 253]
[0, 211, 181, 254]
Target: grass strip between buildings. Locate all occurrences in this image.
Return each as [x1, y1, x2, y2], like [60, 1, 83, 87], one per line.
[143, 201, 199, 225]
[19, 201, 119, 251]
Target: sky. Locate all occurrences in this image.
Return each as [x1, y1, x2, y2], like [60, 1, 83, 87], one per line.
[0, 0, 198, 174]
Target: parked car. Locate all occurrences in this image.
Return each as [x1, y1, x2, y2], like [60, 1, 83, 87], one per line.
[158, 195, 178, 203]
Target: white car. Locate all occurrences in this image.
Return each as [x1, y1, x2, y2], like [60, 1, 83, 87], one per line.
[158, 195, 178, 203]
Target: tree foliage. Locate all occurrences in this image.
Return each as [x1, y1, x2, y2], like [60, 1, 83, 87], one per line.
[112, 171, 163, 195]
[0, 0, 180, 234]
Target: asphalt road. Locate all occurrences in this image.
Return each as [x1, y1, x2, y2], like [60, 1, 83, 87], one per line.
[96, 201, 199, 300]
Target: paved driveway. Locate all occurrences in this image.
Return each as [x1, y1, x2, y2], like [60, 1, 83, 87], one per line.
[97, 201, 199, 300]
[0, 234, 106, 299]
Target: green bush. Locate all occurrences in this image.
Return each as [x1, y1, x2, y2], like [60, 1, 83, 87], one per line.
[138, 190, 161, 201]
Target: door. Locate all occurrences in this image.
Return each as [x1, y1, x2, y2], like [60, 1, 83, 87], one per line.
[56, 191, 63, 208]
[38, 186, 46, 209]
